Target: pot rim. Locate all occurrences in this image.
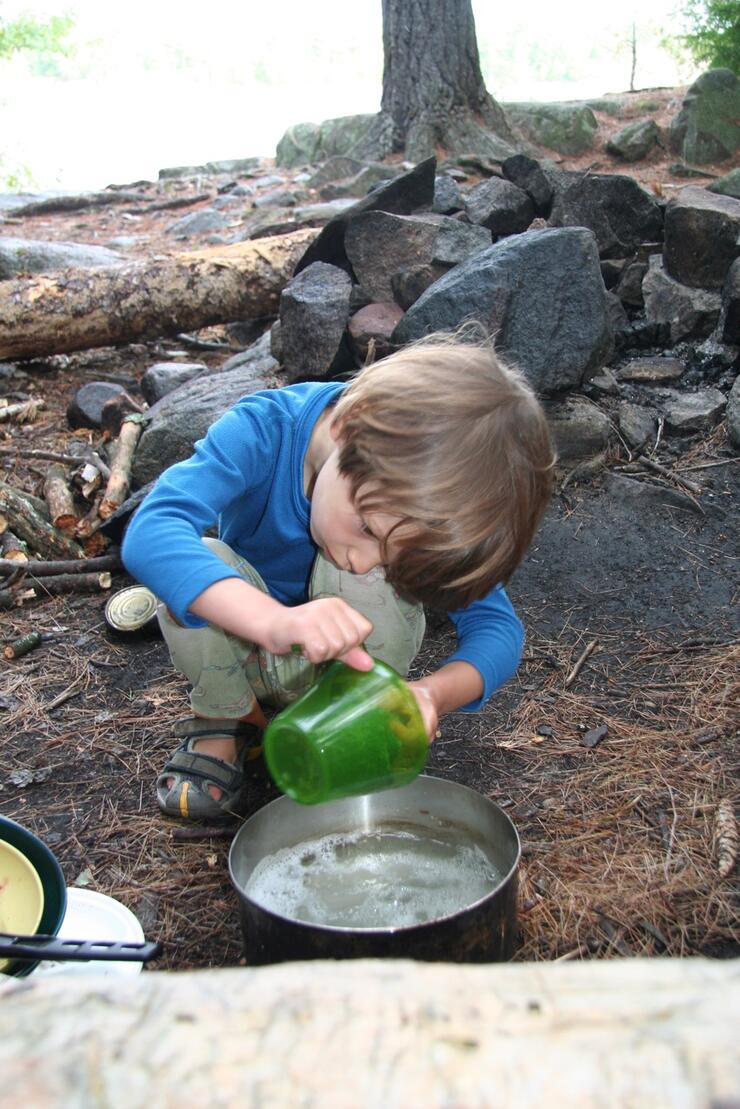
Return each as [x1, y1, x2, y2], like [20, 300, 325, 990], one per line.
[228, 774, 521, 935]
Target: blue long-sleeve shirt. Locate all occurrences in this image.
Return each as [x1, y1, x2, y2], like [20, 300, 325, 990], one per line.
[122, 381, 524, 711]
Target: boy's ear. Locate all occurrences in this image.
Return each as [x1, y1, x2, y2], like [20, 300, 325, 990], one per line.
[329, 416, 345, 443]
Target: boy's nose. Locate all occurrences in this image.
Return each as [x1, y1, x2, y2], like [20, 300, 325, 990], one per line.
[348, 547, 380, 575]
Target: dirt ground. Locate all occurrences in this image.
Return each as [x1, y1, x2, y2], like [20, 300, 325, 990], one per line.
[1, 98, 738, 970]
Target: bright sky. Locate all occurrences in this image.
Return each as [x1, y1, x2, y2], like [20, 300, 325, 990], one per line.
[1, 0, 696, 192]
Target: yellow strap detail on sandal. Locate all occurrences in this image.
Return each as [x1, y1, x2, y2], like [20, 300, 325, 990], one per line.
[179, 780, 190, 819]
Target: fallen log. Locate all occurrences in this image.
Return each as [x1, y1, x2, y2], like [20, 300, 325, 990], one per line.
[0, 530, 28, 562]
[28, 570, 112, 597]
[0, 553, 120, 577]
[0, 958, 737, 1106]
[0, 482, 83, 560]
[0, 228, 317, 361]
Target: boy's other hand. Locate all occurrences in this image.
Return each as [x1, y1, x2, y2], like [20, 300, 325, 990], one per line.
[265, 597, 374, 669]
[407, 680, 439, 742]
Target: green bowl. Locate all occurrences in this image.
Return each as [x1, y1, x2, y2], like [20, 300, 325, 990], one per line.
[0, 815, 67, 977]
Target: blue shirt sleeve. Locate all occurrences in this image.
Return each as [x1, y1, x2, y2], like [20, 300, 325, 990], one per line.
[445, 585, 524, 711]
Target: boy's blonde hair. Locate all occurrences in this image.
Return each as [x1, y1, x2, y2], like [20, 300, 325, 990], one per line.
[331, 332, 556, 610]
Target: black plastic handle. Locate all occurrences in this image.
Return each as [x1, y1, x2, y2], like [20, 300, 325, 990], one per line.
[0, 932, 163, 963]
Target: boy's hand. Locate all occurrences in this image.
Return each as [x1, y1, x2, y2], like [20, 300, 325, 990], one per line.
[264, 597, 374, 670]
[406, 680, 439, 741]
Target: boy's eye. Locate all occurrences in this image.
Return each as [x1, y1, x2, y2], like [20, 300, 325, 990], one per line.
[359, 520, 375, 537]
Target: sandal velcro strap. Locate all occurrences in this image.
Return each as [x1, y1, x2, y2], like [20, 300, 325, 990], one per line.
[172, 717, 262, 745]
[162, 742, 245, 793]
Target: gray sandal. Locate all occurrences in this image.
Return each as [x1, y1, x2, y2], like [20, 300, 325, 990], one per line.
[156, 717, 263, 822]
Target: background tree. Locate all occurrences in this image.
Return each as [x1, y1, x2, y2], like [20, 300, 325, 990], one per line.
[675, 0, 740, 72]
[358, 0, 517, 161]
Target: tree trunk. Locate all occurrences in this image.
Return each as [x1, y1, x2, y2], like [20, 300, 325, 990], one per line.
[358, 0, 516, 162]
[0, 228, 316, 362]
[0, 958, 737, 1106]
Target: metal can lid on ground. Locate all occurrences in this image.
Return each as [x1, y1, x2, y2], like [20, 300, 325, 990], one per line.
[104, 585, 158, 633]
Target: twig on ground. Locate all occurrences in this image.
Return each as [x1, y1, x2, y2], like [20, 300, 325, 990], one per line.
[564, 638, 599, 688]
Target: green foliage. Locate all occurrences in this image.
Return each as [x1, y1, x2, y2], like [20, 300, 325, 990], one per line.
[0, 12, 74, 62]
[676, 0, 740, 72]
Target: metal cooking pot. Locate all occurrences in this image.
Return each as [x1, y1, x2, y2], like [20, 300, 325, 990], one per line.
[229, 775, 520, 964]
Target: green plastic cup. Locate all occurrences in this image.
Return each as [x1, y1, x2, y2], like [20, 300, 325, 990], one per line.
[263, 658, 429, 805]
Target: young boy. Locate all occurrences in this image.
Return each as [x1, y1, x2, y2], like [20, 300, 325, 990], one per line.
[122, 333, 555, 821]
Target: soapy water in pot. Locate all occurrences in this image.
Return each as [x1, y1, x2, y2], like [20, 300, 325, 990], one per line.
[243, 825, 503, 928]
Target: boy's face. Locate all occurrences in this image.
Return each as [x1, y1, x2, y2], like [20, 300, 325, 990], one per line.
[309, 448, 401, 576]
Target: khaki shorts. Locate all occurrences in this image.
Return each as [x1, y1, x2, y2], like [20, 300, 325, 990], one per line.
[157, 538, 425, 719]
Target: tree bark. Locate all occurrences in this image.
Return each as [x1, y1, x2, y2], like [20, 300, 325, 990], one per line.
[0, 958, 737, 1106]
[0, 482, 83, 560]
[357, 0, 516, 162]
[0, 228, 316, 362]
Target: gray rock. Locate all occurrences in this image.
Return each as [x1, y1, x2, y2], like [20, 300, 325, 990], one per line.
[706, 167, 740, 201]
[104, 235, 147, 250]
[503, 102, 598, 155]
[544, 396, 612, 464]
[663, 186, 740, 289]
[276, 123, 321, 168]
[253, 189, 298, 209]
[549, 173, 664, 258]
[294, 158, 437, 276]
[345, 211, 489, 303]
[252, 175, 287, 190]
[133, 363, 274, 486]
[67, 382, 129, 430]
[165, 208, 227, 239]
[642, 255, 722, 343]
[393, 227, 614, 395]
[464, 178, 535, 237]
[140, 362, 207, 405]
[501, 154, 554, 214]
[317, 114, 377, 159]
[720, 258, 740, 344]
[279, 262, 353, 381]
[390, 266, 439, 310]
[0, 237, 123, 278]
[292, 199, 359, 223]
[618, 402, 658, 449]
[661, 387, 727, 433]
[605, 472, 704, 514]
[307, 158, 366, 189]
[616, 357, 686, 384]
[270, 320, 283, 363]
[669, 68, 740, 165]
[615, 260, 649, 306]
[586, 366, 621, 396]
[433, 174, 464, 214]
[320, 164, 402, 201]
[605, 290, 630, 330]
[221, 330, 278, 375]
[726, 373, 740, 448]
[605, 119, 661, 162]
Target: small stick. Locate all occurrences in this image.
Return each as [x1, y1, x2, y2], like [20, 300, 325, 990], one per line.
[171, 824, 237, 841]
[75, 492, 104, 540]
[44, 463, 80, 536]
[4, 631, 43, 660]
[99, 418, 143, 520]
[0, 530, 28, 562]
[0, 553, 120, 577]
[716, 799, 737, 879]
[564, 638, 599, 688]
[637, 455, 703, 496]
[0, 447, 83, 465]
[0, 398, 45, 423]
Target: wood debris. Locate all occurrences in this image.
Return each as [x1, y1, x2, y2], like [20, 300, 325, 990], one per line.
[715, 800, 737, 879]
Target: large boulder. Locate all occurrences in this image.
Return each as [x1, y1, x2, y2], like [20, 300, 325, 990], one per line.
[275, 114, 377, 169]
[344, 212, 490, 302]
[392, 227, 614, 395]
[293, 157, 437, 275]
[548, 173, 664, 258]
[503, 102, 598, 155]
[669, 69, 740, 165]
[642, 255, 722, 343]
[278, 261, 353, 381]
[720, 258, 740, 344]
[663, 187, 740, 289]
[605, 119, 661, 162]
[0, 237, 123, 279]
[132, 360, 275, 486]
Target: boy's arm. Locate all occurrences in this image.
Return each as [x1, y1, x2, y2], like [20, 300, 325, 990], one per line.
[190, 577, 373, 670]
[408, 661, 484, 739]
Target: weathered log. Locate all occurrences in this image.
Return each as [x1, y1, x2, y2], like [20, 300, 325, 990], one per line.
[0, 398, 45, 423]
[0, 228, 317, 361]
[30, 570, 112, 597]
[0, 958, 737, 1106]
[0, 553, 120, 577]
[43, 463, 79, 536]
[0, 482, 83, 560]
[99, 418, 143, 520]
